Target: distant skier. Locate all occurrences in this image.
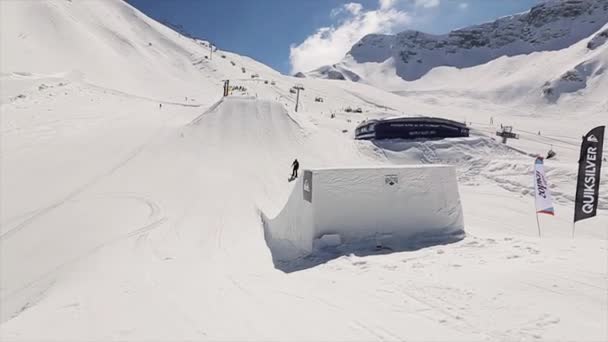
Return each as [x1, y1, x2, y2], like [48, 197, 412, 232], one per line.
[291, 159, 299, 179]
[159, 103, 162, 109]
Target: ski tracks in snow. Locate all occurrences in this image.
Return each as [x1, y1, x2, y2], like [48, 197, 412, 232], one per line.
[0, 114, 173, 321]
[303, 233, 605, 341]
[0, 144, 146, 240]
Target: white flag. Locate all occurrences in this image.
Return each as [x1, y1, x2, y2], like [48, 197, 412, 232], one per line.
[534, 157, 555, 215]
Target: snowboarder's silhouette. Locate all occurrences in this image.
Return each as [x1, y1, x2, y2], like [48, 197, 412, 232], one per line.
[291, 159, 299, 180]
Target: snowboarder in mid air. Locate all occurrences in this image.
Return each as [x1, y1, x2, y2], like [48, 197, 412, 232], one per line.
[291, 159, 299, 180]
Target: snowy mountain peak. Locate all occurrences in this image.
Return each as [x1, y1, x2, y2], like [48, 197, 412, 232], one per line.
[309, 0, 608, 82]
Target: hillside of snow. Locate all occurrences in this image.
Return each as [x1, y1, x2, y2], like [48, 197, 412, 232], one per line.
[380, 24, 608, 114]
[1, 0, 607, 341]
[306, 0, 608, 111]
[308, 0, 608, 81]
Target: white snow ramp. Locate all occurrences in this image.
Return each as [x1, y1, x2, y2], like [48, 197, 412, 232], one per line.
[262, 165, 465, 261]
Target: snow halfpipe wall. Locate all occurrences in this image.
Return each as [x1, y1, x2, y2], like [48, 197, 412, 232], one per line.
[262, 165, 465, 262]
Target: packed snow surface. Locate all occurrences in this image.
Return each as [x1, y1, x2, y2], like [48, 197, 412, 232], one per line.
[1, 0, 607, 341]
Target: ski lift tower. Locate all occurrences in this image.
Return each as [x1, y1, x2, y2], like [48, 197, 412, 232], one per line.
[294, 84, 304, 112]
[496, 126, 519, 144]
[222, 79, 230, 97]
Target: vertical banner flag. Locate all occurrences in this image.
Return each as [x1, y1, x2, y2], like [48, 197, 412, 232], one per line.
[534, 157, 555, 216]
[574, 126, 605, 223]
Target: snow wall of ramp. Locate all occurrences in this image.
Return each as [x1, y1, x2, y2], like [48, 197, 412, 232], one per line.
[262, 165, 465, 261]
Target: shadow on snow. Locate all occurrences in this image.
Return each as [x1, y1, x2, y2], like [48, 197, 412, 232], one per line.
[266, 228, 465, 273]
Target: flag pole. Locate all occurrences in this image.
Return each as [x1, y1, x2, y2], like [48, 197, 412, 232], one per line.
[535, 212, 541, 237]
[571, 222, 576, 238]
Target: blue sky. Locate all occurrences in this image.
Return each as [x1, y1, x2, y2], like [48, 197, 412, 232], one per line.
[127, 0, 538, 74]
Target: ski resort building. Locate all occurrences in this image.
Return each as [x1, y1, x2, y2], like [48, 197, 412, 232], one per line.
[354, 117, 469, 140]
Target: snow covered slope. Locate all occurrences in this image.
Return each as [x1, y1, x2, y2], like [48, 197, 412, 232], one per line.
[308, 0, 608, 83]
[1, 0, 607, 341]
[386, 22, 608, 112]
[542, 29, 608, 102]
[306, 0, 608, 111]
[0, 0, 283, 101]
[0, 0, 213, 100]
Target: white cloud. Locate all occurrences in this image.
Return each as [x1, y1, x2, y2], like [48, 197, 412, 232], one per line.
[344, 3, 363, 15]
[414, 0, 440, 8]
[459, 3, 469, 10]
[379, 0, 397, 10]
[289, 0, 411, 73]
[330, 3, 363, 18]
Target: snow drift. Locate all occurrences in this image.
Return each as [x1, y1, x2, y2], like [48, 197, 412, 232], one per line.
[262, 166, 465, 263]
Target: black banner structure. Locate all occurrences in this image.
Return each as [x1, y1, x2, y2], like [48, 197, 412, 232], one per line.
[574, 126, 605, 226]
